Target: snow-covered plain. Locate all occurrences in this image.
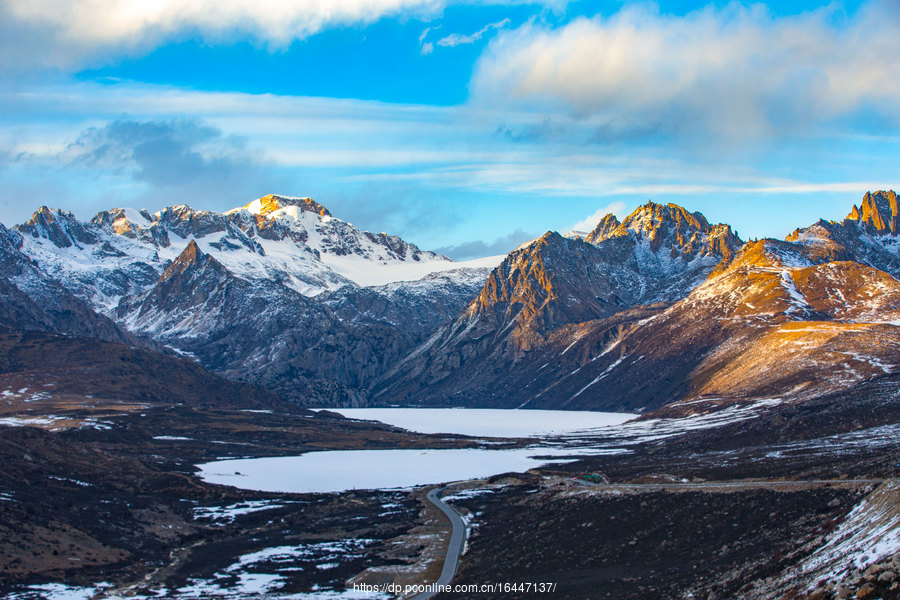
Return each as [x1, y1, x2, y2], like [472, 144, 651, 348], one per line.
[329, 408, 634, 437]
[197, 446, 622, 494]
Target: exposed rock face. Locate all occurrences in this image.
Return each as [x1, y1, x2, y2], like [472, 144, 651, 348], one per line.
[471, 232, 640, 347]
[787, 190, 900, 274]
[372, 202, 743, 406]
[374, 193, 900, 410]
[544, 238, 900, 411]
[249, 194, 331, 217]
[11, 194, 482, 406]
[851, 190, 899, 234]
[320, 267, 492, 336]
[583, 213, 621, 242]
[585, 201, 740, 264]
[8, 190, 900, 411]
[0, 223, 137, 345]
[17, 194, 453, 312]
[115, 240, 452, 405]
[17, 207, 98, 248]
[475, 203, 741, 348]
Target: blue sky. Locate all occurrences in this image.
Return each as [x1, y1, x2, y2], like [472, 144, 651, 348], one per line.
[0, 0, 897, 259]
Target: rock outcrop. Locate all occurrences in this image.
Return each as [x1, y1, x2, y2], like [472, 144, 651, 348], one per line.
[372, 201, 743, 407]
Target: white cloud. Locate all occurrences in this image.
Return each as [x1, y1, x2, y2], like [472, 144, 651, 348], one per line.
[419, 25, 439, 43]
[471, 1, 900, 141]
[436, 18, 510, 47]
[0, 0, 569, 69]
[0, 0, 445, 68]
[1, 80, 895, 232]
[569, 202, 626, 234]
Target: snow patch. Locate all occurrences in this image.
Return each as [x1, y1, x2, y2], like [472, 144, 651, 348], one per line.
[794, 481, 900, 588]
[6, 583, 112, 600]
[193, 500, 293, 524]
[572, 355, 629, 399]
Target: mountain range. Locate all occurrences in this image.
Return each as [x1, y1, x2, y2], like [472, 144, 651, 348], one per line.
[3, 190, 898, 413]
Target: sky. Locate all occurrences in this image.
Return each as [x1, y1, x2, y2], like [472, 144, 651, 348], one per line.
[0, 0, 898, 259]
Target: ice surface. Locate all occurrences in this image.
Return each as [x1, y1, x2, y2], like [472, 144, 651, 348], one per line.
[197, 446, 620, 494]
[325, 408, 634, 438]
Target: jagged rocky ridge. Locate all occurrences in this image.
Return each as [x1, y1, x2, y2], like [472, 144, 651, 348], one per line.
[13, 195, 493, 405]
[8, 191, 900, 411]
[372, 201, 743, 406]
[16, 195, 455, 311]
[373, 194, 900, 411]
[0, 223, 137, 345]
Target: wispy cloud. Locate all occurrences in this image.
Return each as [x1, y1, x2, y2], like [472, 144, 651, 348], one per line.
[569, 202, 626, 234]
[0, 80, 894, 242]
[472, 0, 900, 142]
[0, 0, 566, 70]
[436, 18, 510, 48]
[434, 227, 536, 260]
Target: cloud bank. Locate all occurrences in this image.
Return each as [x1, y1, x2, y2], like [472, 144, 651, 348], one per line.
[471, 1, 900, 141]
[435, 227, 537, 260]
[0, 0, 445, 69]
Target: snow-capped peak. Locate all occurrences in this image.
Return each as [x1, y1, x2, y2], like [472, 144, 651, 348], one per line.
[231, 194, 332, 218]
[12, 193, 506, 323]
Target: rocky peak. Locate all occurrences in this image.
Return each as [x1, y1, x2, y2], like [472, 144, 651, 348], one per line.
[468, 231, 635, 344]
[586, 201, 740, 262]
[17, 206, 97, 249]
[846, 190, 899, 234]
[160, 240, 218, 282]
[0, 223, 22, 253]
[243, 194, 331, 218]
[152, 204, 231, 241]
[584, 214, 621, 243]
[91, 208, 153, 237]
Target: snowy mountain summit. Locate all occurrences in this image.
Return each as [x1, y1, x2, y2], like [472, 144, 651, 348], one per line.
[14, 194, 463, 314]
[11, 194, 497, 405]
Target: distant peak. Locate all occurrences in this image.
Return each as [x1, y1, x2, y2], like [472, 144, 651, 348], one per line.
[583, 201, 740, 262]
[586, 201, 709, 244]
[583, 214, 621, 243]
[847, 190, 899, 234]
[240, 194, 331, 218]
[17, 206, 95, 248]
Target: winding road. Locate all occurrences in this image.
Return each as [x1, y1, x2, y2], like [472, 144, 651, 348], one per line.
[575, 478, 884, 491]
[411, 486, 466, 600]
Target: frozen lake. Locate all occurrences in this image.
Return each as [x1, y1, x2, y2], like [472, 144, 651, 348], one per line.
[197, 446, 623, 494]
[325, 408, 634, 438]
[198, 409, 636, 494]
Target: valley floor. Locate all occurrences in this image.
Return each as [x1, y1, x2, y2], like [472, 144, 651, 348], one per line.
[3, 378, 900, 600]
